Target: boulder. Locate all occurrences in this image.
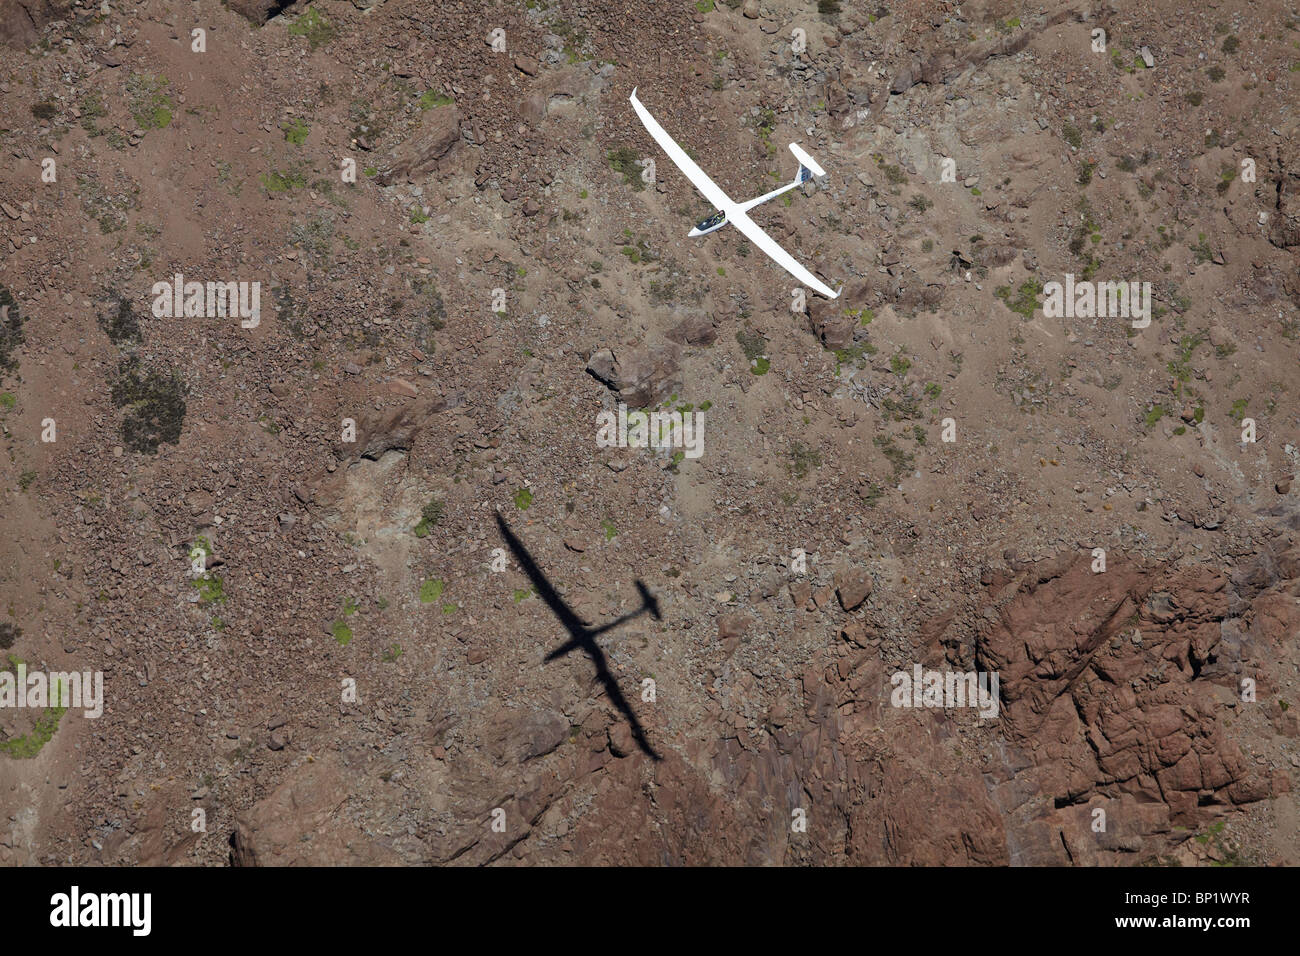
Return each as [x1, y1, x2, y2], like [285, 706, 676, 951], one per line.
[375, 107, 463, 185]
[585, 344, 681, 409]
[0, 0, 71, 47]
[231, 756, 403, 865]
[223, 0, 283, 26]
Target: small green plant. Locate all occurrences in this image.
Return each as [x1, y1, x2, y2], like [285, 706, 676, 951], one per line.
[831, 340, 876, 375]
[786, 441, 822, 479]
[260, 168, 308, 193]
[417, 90, 454, 109]
[99, 294, 141, 346]
[414, 497, 444, 537]
[281, 118, 310, 145]
[79, 92, 107, 136]
[873, 434, 914, 480]
[514, 487, 533, 510]
[1062, 121, 1083, 148]
[1167, 332, 1205, 394]
[127, 73, 173, 130]
[0, 679, 67, 758]
[288, 6, 335, 49]
[994, 278, 1043, 319]
[736, 328, 769, 375]
[601, 519, 618, 541]
[192, 573, 225, 604]
[331, 620, 353, 645]
[1190, 232, 1214, 264]
[1216, 161, 1237, 195]
[419, 579, 444, 604]
[607, 146, 646, 190]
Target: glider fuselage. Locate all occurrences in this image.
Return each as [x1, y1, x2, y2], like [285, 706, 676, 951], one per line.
[687, 172, 808, 237]
[689, 209, 728, 237]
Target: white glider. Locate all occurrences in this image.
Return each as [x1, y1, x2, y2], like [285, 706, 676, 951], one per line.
[629, 88, 839, 299]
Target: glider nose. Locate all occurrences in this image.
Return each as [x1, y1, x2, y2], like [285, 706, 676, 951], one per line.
[688, 226, 702, 237]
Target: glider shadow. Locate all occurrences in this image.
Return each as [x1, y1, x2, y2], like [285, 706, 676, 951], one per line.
[495, 512, 662, 761]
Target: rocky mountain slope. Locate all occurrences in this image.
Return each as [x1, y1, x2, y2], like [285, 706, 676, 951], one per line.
[0, 0, 1297, 865]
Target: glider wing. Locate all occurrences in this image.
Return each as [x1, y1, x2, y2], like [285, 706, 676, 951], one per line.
[629, 88, 733, 211]
[727, 207, 840, 299]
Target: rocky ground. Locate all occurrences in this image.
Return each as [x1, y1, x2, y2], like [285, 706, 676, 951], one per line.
[0, 0, 1298, 865]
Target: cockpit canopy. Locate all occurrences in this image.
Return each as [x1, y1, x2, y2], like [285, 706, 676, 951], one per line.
[694, 210, 727, 232]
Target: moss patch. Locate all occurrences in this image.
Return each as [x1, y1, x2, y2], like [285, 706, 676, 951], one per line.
[281, 118, 310, 145]
[127, 73, 173, 130]
[99, 293, 141, 345]
[110, 356, 187, 454]
[288, 7, 335, 49]
[0, 285, 26, 374]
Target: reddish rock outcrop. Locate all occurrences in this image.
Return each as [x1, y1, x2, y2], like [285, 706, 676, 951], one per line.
[0, 0, 71, 47]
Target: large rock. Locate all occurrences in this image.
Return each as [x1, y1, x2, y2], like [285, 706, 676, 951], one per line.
[664, 312, 717, 347]
[231, 756, 404, 865]
[0, 0, 71, 47]
[835, 569, 872, 611]
[375, 107, 463, 185]
[963, 553, 1270, 839]
[333, 395, 445, 462]
[1268, 134, 1300, 249]
[585, 343, 681, 408]
[222, 0, 284, 26]
[488, 708, 569, 763]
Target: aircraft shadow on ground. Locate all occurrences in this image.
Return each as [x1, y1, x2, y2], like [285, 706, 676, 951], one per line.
[494, 512, 662, 762]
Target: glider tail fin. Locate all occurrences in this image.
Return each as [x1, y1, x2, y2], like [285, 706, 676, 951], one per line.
[789, 143, 826, 185]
